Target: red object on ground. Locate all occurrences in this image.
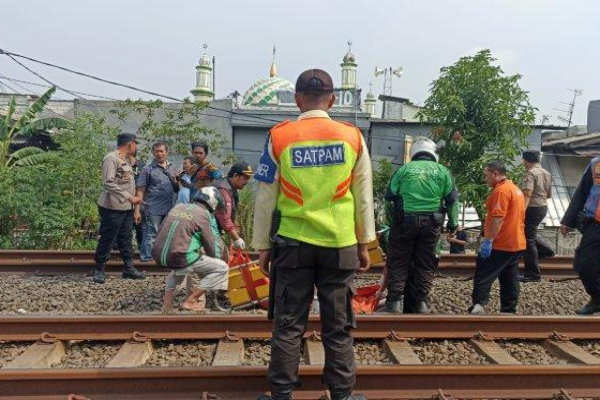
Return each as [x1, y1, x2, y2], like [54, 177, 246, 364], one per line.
[229, 248, 269, 310]
[352, 284, 381, 314]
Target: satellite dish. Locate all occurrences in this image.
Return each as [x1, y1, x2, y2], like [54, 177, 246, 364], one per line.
[393, 67, 404, 78]
[374, 67, 385, 77]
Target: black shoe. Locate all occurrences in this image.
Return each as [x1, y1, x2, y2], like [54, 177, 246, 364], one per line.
[384, 300, 403, 314]
[256, 391, 292, 400]
[330, 387, 368, 400]
[518, 274, 541, 283]
[122, 261, 146, 280]
[414, 301, 430, 314]
[539, 251, 555, 260]
[93, 264, 106, 284]
[576, 300, 600, 315]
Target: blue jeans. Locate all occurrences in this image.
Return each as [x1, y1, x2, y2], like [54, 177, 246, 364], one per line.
[141, 213, 166, 261]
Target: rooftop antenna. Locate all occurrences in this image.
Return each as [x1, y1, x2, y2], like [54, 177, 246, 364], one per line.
[540, 115, 551, 125]
[554, 88, 582, 134]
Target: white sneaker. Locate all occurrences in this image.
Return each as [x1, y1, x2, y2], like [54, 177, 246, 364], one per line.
[470, 304, 485, 315]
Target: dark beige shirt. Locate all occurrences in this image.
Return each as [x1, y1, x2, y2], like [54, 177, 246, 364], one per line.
[521, 164, 552, 208]
[97, 150, 135, 211]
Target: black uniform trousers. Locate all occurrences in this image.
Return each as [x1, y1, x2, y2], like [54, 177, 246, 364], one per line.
[268, 241, 358, 391]
[472, 250, 523, 313]
[523, 206, 554, 278]
[94, 206, 134, 264]
[386, 215, 440, 303]
[574, 220, 600, 300]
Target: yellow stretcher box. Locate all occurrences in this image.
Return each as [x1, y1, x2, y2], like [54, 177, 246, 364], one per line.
[368, 238, 384, 265]
[228, 261, 269, 308]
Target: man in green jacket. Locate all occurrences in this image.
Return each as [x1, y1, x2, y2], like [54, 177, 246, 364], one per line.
[384, 137, 459, 313]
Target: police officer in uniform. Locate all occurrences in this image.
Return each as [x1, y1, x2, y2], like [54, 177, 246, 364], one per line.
[93, 133, 146, 284]
[252, 69, 375, 400]
[384, 138, 458, 313]
[560, 155, 600, 314]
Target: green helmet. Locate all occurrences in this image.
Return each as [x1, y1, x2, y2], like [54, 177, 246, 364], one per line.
[192, 186, 225, 212]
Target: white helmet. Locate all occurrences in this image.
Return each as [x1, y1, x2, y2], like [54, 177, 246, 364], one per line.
[193, 186, 225, 212]
[410, 137, 438, 162]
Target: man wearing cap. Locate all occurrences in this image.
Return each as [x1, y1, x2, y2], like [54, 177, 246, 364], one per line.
[253, 69, 375, 400]
[93, 133, 146, 284]
[519, 150, 554, 283]
[213, 162, 253, 250]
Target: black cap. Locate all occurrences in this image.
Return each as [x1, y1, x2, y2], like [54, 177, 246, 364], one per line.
[117, 133, 139, 146]
[522, 150, 541, 163]
[228, 161, 254, 177]
[295, 69, 334, 93]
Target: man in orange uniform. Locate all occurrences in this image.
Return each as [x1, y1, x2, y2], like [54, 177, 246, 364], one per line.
[470, 161, 526, 314]
[253, 69, 375, 400]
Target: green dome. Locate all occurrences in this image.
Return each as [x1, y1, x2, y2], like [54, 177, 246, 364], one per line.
[242, 76, 294, 106]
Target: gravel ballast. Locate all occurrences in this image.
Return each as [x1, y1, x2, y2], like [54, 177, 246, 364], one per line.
[56, 341, 121, 368]
[499, 340, 568, 365]
[0, 342, 29, 367]
[0, 274, 591, 315]
[410, 340, 488, 365]
[145, 340, 216, 367]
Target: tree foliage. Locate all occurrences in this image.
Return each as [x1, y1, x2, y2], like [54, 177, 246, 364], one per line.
[0, 86, 71, 171]
[417, 50, 536, 219]
[372, 158, 395, 227]
[110, 99, 228, 161]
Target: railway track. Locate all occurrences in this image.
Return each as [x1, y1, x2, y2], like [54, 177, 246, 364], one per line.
[0, 250, 577, 278]
[1, 315, 600, 399]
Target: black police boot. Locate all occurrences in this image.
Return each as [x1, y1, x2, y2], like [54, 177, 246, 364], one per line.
[384, 300, 403, 314]
[122, 260, 146, 280]
[329, 387, 368, 400]
[576, 299, 600, 315]
[93, 263, 106, 284]
[414, 301, 430, 314]
[256, 388, 292, 400]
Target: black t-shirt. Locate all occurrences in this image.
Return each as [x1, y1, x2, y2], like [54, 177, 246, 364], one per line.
[449, 230, 468, 254]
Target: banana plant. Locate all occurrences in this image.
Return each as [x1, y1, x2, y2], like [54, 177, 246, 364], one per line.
[0, 86, 71, 171]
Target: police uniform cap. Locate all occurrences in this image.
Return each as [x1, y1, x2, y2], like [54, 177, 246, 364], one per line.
[117, 132, 139, 146]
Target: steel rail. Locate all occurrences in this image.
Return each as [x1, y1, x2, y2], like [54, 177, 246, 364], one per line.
[0, 250, 576, 278]
[1, 314, 600, 341]
[1, 365, 600, 399]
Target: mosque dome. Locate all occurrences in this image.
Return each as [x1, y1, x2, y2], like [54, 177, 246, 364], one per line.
[241, 76, 295, 107]
[199, 54, 211, 67]
[343, 51, 356, 64]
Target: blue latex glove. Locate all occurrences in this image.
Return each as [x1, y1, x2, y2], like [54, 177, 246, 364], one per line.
[479, 239, 493, 259]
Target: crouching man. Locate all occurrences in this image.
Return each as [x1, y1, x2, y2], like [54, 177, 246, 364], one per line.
[152, 187, 229, 312]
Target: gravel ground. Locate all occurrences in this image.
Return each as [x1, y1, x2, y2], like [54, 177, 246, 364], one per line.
[145, 340, 216, 367]
[410, 340, 488, 365]
[575, 340, 600, 358]
[499, 340, 568, 365]
[0, 342, 29, 367]
[243, 340, 272, 366]
[0, 273, 591, 315]
[356, 275, 590, 315]
[55, 341, 121, 368]
[353, 339, 391, 365]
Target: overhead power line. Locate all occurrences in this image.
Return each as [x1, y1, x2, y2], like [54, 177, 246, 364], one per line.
[0, 48, 285, 125]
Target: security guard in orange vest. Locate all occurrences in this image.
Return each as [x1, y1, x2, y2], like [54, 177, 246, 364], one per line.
[253, 69, 376, 400]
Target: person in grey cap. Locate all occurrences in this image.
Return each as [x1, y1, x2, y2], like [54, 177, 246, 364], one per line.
[519, 150, 554, 283]
[93, 133, 146, 284]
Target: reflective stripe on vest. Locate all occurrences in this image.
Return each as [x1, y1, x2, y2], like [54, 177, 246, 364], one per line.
[584, 156, 600, 223]
[271, 118, 361, 248]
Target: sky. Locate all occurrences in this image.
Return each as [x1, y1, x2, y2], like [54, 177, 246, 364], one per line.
[0, 0, 598, 126]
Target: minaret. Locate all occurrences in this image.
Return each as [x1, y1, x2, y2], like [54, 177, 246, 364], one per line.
[191, 44, 214, 103]
[340, 40, 357, 90]
[269, 45, 278, 77]
[363, 82, 377, 117]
